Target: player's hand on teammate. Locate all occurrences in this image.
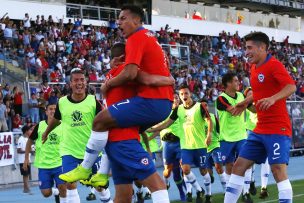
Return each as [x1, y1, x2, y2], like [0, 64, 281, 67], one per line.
[42, 131, 48, 144]
[256, 97, 275, 111]
[231, 102, 248, 116]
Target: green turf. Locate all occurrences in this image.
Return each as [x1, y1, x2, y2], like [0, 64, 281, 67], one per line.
[172, 179, 304, 203]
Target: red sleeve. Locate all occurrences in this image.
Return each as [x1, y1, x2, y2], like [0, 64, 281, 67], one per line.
[125, 35, 145, 68]
[272, 62, 295, 87]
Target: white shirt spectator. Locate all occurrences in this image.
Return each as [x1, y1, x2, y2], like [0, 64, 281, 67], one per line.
[103, 56, 111, 70]
[201, 79, 208, 90]
[36, 58, 42, 68]
[17, 136, 30, 164]
[78, 58, 85, 65]
[23, 17, 31, 28]
[27, 52, 35, 65]
[48, 41, 56, 53]
[56, 39, 65, 52]
[0, 23, 5, 30]
[4, 27, 12, 38]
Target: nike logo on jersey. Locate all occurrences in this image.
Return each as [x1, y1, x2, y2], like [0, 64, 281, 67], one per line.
[272, 156, 280, 160]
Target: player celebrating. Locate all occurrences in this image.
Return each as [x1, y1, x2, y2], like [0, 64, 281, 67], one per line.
[79, 43, 172, 203]
[159, 93, 186, 202]
[150, 85, 212, 203]
[224, 32, 296, 203]
[59, 5, 174, 187]
[23, 104, 67, 203]
[201, 100, 226, 193]
[42, 69, 112, 203]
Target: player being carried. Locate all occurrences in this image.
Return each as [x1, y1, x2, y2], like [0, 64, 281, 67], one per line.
[59, 4, 174, 188]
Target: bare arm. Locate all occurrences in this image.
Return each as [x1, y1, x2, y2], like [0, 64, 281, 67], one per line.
[141, 132, 151, 155]
[42, 117, 60, 143]
[136, 71, 175, 86]
[148, 119, 174, 132]
[256, 84, 296, 111]
[23, 139, 34, 171]
[107, 64, 138, 87]
[205, 117, 213, 146]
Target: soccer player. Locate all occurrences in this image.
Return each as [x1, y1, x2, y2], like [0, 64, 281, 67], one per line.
[159, 93, 186, 202]
[201, 100, 226, 193]
[224, 32, 296, 203]
[59, 4, 174, 186]
[23, 104, 67, 203]
[42, 69, 112, 203]
[244, 87, 270, 200]
[150, 85, 212, 203]
[216, 72, 255, 202]
[80, 43, 171, 203]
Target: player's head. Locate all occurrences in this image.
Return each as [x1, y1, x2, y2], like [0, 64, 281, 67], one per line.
[222, 72, 239, 92]
[118, 5, 144, 38]
[70, 68, 87, 96]
[45, 103, 56, 119]
[178, 85, 192, 105]
[244, 32, 269, 64]
[111, 42, 125, 58]
[173, 92, 180, 108]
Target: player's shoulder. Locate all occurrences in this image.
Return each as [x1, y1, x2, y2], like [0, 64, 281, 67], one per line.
[266, 57, 284, 69]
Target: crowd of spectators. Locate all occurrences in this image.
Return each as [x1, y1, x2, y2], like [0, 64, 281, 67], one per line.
[0, 11, 304, 132]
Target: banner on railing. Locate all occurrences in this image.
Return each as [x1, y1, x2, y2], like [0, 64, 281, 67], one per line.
[0, 132, 14, 167]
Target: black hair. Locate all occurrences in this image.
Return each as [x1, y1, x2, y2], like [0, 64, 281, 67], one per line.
[222, 72, 237, 88]
[244, 31, 270, 50]
[178, 84, 190, 91]
[70, 68, 84, 81]
[111, 43, 125, 58]
[121, 5, 144, 23]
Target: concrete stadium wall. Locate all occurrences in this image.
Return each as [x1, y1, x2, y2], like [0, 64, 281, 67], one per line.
[1, 0, 302, 44]
[147, 15, 303, 44]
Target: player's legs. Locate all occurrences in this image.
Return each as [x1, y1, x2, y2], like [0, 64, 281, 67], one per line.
[62, 97, 171, 183]
[114, 184, 133, 203]
[211, 148, 226, 192]
[60, 155, 82, 203]
[265, 134, 292, 202]
[220, 141, 236, 181]
[195, 149, 211, 203]
[224, 131, 267, 203]
[163, 163, 173, 187]
[259, 158, 270, 199]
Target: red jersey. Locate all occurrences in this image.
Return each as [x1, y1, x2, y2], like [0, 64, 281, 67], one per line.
[250, 56, 295, 136]
[125, 28, 173, 101]
[106, 64, 139, 142]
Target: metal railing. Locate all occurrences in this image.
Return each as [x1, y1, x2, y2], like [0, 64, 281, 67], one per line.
[152, 0, 302, 32]
[66, 3, 120, 21]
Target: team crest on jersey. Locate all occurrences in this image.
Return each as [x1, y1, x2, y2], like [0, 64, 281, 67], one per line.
[71, 110, 85, 127]
[258, 73, 265, 82]
[48, 133, 59, 144]
[141, 157, 149, 165]
[222, 155, 226, 161]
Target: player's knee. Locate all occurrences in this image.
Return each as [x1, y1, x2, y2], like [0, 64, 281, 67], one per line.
[182, 167, 191, 175]
[41, 190, 52, 197]
[271, 164, 285, 179]
[215, 164, 224, 174]
[163, 169, 171, 178]
[58, 184, 67, 197]
[199, 168, 208, 176]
